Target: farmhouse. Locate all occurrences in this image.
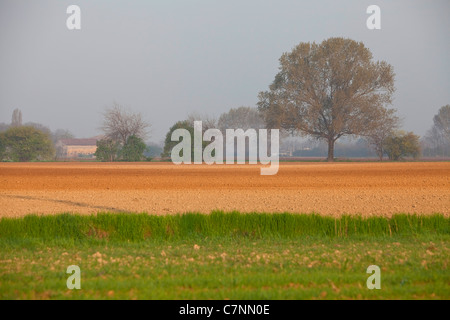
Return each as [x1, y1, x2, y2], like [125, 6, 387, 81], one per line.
[56, 137, 100, 159]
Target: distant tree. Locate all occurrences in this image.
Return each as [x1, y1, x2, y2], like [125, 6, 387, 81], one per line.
[258, 37, 395, 161]
[24, 122, 52, 137]
[0, 126, 54, 161]
[186, 112, 217, 132]
[424, 125, 449, 157]
[364, 107, 401, 161]
[433, 105, 450, 141]
[384, 131, 421, 161]
[101, 103, 150, 146]
[216, 107, 266, 160]
[52, 129, 75, 159]
[402, 132, 421, 159]
[422, 105, 450, 157]
[52, 129, 74, 144]
[11, 109, 22, 127]
[120, 135, 147, 161]
[94, 138, 120, 162]
[217, 106, 265, 131]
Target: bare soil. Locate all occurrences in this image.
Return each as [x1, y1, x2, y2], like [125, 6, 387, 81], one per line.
[0, 162, 448, 217]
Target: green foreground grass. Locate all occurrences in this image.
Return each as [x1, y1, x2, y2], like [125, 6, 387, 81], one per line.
[0, 212, 449, 299]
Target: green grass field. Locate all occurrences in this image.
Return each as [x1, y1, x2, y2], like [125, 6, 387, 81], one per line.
[0, 212, 449, 299]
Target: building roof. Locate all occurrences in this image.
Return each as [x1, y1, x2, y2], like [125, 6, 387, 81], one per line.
[60, 138, 98, 146]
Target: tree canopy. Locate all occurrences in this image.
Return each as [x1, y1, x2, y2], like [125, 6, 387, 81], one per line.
[258, 37, 395, 161]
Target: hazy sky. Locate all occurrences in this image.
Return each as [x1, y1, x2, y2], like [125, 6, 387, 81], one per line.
[0, 0, 449, 143]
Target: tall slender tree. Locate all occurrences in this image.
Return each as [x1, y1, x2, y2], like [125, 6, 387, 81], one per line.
[11, 109, 22, 127]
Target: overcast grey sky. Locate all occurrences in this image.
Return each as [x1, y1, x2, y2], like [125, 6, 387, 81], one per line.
[0, 0, 449, 143]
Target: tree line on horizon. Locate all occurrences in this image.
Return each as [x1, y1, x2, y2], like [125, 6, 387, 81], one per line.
[0, 37, 449, 162]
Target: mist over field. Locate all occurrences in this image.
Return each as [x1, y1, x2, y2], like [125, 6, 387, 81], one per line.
[0, 0, 449, 144]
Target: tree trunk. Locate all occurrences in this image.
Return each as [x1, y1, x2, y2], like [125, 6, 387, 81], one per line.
[327, 139, 334, 162]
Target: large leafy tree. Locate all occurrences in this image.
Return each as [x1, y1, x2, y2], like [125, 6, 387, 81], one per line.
[0, 126, 54, 161]
[258, 37, 395, 161]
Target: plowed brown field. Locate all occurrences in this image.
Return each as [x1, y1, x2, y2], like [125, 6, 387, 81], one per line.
[0, 162, 448, 217]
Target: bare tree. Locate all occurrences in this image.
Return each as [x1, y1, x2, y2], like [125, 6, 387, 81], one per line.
[423, 126, 445, 156]
[364, 107, 401, 161]
[101, 103, 150, 146]
[52, 129, 74, 144]
[258, 38, 395, 161]
[217, 106, 267, 160]
[24, 122, 52, 136]
[11, 108, 22, 127]
[186, 112, 217, 132]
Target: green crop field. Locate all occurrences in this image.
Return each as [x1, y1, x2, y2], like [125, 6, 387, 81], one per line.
[0, 212, 449, 299]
